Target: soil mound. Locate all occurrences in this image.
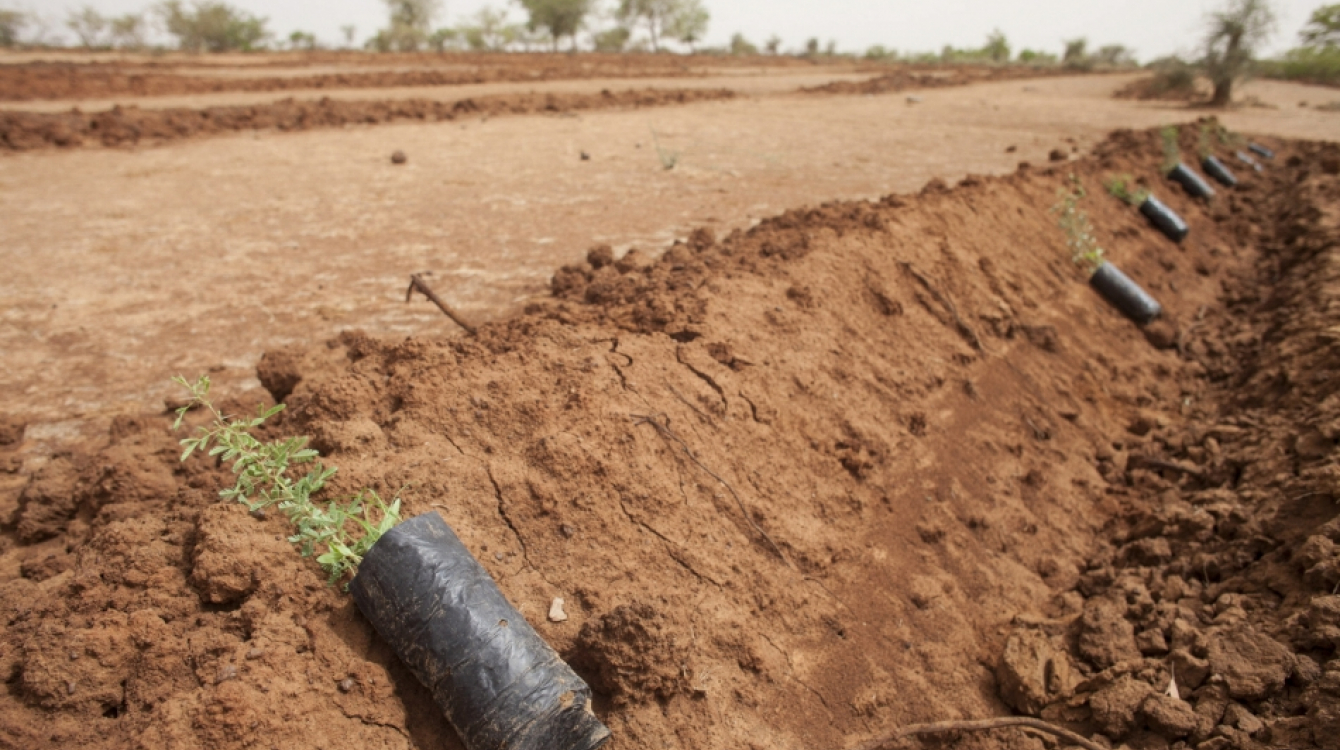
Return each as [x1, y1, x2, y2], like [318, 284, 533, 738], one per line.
[1113, 74, 1207, 103]
[0, 87, 735, 151]
[2, 124, 1338, 750]
[802, 65, 1063, 95]
[0, 53, 715, 102]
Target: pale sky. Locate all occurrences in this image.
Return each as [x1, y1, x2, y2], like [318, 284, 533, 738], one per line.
[16, 0, 1327, 59]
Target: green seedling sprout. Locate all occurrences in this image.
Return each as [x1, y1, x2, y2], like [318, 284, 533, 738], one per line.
[1160, 125, 1182, 173]
[1053, 174, 1106, 276]
[649, 128, 679, 170]
[1104, 174, 1151, 207]
[1198, 121, 1214, 160]
[1212, 120, 1244, 148]
[173, 374, 401, 585]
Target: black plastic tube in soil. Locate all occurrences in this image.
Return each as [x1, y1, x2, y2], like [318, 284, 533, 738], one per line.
[1137, 195, 1189, 243]
[1089, 263, 1162, 325]
[1236, 151, 1264, 173]
[1248, 142, 1275, 160]
[1166, 163, 1216, 200]
[1201, 155, 1238, 187]
[350, 512, 611, 750]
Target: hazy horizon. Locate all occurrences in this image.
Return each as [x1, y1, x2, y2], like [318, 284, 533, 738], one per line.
[11, 0, 1327, 60]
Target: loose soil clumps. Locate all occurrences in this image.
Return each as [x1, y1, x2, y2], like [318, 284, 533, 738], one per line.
[1, 125, 1337, 750]
[0, 87, 736, 151]
[0, 52, 718, 102]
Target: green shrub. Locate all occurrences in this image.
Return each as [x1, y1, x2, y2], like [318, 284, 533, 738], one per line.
[1260, 45, 1340, 85]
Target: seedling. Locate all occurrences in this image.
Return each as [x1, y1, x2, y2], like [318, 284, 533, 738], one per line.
[173, 375, 401, 585]
[1211, 121, 1244, 148]
[649, 128, 678, 170]
[1053, 175, 1105, 275]
[1197, 122, 1214, 159]
[1160, 125, 1182, 173]
[1104, 174, 1151, 206]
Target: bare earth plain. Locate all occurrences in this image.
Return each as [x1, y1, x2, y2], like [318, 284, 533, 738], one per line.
[1, 52, 1339, 750]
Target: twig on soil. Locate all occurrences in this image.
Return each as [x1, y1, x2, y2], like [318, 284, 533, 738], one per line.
[630, 412, 791, 566]
[406, 273, 477, 335]
[665, 382, 714, 425]
[899, 262, 985, 352]
[854, 717, 1106, 750]
[1130, 455, 1204, 478]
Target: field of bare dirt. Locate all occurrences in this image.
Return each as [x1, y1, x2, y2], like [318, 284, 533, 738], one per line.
[1, 52, 1339, 750]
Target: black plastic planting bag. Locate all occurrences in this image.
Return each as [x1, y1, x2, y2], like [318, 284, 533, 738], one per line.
[1248, 142, 1275, 160]
[1201, 155, 1238, 187]
[1138, 195, 1189, 243]
[1235, 151, 1264, 172]
[1167, 163, 1215, 200]
[350, 512, 610, 750]
[1090, 263, 1161, 325]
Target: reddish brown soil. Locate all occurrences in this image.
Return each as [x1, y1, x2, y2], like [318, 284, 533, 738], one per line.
[1113, 75, 1207, 103]
[802, 65, 1067, 95]
[0, 60, 1067, 152]
[0, 87, 735, 150]
[2, 122, 1338, 750]
[0, 52, 746, 102]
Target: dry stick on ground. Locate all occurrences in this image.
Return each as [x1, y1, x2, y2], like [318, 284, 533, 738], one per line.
[630, 412, 791, 566]
[406, 273, 477, 335]
[664, 382, 714, 425]
[854, 717, 1106, 750]
[1130, 455, 1204, 478]
[899, 262, 985, 352]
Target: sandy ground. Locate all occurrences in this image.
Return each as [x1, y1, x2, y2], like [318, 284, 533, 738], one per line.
[0, 70, 1336, 447]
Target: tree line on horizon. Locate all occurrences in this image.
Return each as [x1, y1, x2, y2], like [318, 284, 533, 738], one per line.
[0, 0, 1336, 89]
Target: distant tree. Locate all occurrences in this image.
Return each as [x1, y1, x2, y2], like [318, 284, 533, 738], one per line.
[824, 39, 836, 55]
[426, 27, 459, 50]
[865, 44, 892, 60]
[67, 6, 107, 48]
[1202, 0, 1276, 105]
[1017, 48, 1057, 65]
[729, 32, 756, 55]
[665, 0, 707, 50]
[518, 0, 593, 51]
[341, 24, 356, 48]
[109, 13, 147, 48]
[1095, 44, 1136, 67]
[764, 34, 781, 54]
[0, 9, 24, 47]
[157, 1, 270, 52]
[1062, 37, 1090, 69]
[288, 30, 317, 50]
[804, 37, 818, 56]
[983, 28, 1010, 62]
[1300, 3, 1340, 46]
[458, 7, 520, 50]
[593, 25, 631, 52]
[367, 0, 440, 51]
[385, 0, 440, 34]
[614, 0, 706, 51]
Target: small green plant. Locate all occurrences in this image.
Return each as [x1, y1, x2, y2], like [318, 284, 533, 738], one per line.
[1053, 175, 1106, 275]
[1197, 121, 1214, 159]
[173, 375, 401, 585]
[1206, 119, 1244, 148]
[1104, 174, 1151, 206]
[649, 128, 678, 170]
[1161, 125, 1183, 172]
